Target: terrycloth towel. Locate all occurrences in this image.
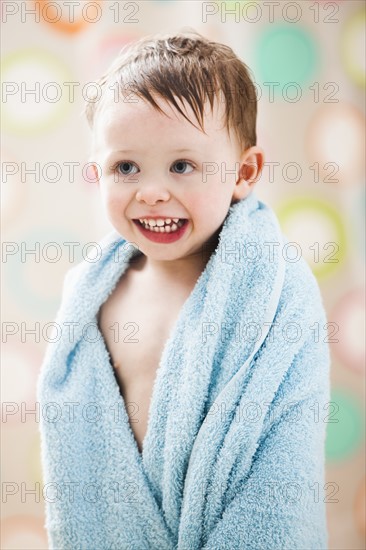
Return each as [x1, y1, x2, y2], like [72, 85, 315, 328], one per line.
[37, 191, 331, 549]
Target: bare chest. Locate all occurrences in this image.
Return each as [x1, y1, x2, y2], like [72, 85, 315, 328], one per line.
[97, 271, 191, 453]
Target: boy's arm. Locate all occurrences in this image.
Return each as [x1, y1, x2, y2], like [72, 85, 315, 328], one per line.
[203, 335, 331, 550]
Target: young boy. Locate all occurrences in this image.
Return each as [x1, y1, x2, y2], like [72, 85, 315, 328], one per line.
[38, 31, 330, 549]
[89, 32, 264, 455]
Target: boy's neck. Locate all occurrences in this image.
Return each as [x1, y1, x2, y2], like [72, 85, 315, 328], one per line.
[136, 227, 221, 285]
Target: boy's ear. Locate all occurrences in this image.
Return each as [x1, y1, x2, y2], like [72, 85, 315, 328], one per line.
[232, 146, 265, 201]
[87, 161, 101, 184]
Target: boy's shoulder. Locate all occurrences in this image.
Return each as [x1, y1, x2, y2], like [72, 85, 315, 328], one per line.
[62, 229, 124, 292]
[248, 194, 326, 322]
[279, 235, 327, 324]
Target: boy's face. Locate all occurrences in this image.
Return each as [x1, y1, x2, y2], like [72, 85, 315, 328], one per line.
[91, 91, 260, 263]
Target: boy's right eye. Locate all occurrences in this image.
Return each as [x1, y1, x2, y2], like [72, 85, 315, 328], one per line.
[115, 161, 138, 176]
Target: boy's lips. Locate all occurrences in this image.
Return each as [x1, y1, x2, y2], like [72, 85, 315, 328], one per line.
[132, 216, 187, 220]
[132, 218, 189, 243]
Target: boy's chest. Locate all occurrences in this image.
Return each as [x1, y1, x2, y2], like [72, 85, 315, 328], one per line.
[97, 272, 191, 452]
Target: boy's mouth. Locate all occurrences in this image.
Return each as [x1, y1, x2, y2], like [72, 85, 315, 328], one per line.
[133, 218, 187, 233]
[132, 218, 189, 243]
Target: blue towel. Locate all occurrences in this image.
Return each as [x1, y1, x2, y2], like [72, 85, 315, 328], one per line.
[37, 191, 331, 549]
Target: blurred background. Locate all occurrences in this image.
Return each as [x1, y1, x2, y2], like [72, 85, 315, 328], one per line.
[1, 0, 365, 548]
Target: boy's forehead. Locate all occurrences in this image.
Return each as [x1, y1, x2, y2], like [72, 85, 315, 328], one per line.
[93, 91, 228, 149]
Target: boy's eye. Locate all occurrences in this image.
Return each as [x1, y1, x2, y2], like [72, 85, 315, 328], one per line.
[116, 162, 138, 176]
[171, 160, 194, 174]
[112, 159, 194, 176]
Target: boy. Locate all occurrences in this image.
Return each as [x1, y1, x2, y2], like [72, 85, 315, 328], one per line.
[37, 31, 330, 549]
[88, 32, 264, 454]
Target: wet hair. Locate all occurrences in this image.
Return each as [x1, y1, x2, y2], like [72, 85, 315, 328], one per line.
[84, 28, 257, 152]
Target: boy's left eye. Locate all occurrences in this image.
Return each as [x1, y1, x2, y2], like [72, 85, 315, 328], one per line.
[116, 162, 138, 176]
[171, 160, 194, 174]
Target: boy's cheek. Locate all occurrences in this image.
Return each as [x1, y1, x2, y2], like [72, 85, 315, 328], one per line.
[105, 194, 124, 210]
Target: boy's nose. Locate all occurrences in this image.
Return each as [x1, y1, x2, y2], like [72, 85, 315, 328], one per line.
[135, 186, 170, 205]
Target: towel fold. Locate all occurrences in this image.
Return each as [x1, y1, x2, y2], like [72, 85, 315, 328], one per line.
[37, 191, 330, 549]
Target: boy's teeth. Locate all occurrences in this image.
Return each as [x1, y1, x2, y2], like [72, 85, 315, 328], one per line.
[138, 217, 182, 226]
[137, 218, 185, 233]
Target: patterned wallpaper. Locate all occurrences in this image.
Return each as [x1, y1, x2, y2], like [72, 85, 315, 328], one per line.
[1, 1, 365, 548]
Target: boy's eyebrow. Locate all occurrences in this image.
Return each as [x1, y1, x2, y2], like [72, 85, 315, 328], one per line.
[171, 148, 196, 153]
[105, 150, 135, 157]
[108, 148, 196, 155]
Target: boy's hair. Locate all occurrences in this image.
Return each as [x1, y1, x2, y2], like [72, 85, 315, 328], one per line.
[84, 29, 257, 153]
